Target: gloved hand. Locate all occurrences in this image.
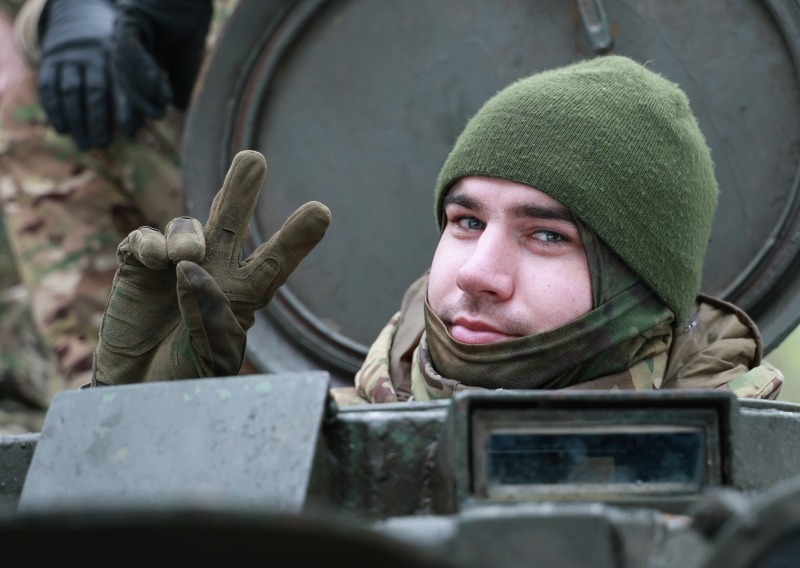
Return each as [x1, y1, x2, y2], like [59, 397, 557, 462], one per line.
[113, 0, 213, 119]
[38, 0, 143, 149]
[92, 150, 331, 385]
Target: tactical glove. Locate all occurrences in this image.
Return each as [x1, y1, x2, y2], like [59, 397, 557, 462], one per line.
[38, 0, 142, 149]
[113, 0, 213, 118]
[92, 151, 331, 385]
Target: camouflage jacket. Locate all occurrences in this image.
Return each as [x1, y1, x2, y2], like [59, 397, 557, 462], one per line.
[332, 273, 783, 406]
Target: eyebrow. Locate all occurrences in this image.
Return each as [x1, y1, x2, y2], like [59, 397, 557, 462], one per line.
[505, 203, 576, 225]
[443, 192, 576, 225]
[443, 192, 485, 214]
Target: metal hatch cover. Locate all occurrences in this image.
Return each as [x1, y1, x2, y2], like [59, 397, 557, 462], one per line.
[183, 0, 800, 382]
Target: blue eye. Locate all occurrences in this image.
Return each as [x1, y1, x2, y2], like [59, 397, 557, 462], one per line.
[533, 230, 566, 243]
[458, 216, 486, 230]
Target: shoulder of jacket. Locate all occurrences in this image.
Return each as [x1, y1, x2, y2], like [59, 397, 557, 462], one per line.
[663, 294, 772, 397]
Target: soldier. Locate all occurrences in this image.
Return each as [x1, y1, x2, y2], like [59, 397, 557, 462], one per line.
[0, 0, 237, 432]
[0, 0, 59, 433]
[90, 56, 784, 403]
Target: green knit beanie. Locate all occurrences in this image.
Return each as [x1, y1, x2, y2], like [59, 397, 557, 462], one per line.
[435, 56, 718, 324]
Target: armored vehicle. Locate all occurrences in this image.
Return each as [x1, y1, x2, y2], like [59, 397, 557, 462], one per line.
[4, 1, 800, 566]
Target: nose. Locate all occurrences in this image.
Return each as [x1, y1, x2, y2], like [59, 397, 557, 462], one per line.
[455, 226, 515, 302]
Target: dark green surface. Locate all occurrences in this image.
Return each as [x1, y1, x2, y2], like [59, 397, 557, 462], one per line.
[701, 471, 800, 568]
[9, 387, 800, 519]
[0, 434, 35, 515]
[18, 373, 331, 513]
[6, 384, 800, 567]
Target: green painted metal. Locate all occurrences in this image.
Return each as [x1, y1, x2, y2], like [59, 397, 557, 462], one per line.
[6, 384, 800, 565]
[0, 434, 36, 515]
[700, 473, 800, 568]
[18, 373, 331, 513]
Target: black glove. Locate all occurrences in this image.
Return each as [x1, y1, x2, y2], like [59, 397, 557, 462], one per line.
[113, 0, 213, 119]
[38, 0, 143, 149]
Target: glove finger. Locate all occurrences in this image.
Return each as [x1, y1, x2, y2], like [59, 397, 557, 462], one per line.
[113, 24, 171, 118]
[165, 217, 205, 264]
[176, 261, 245, 378]
[117, 227, 169, 269]
[159, 76, 173, 111]
[164, 34, 205, 110]
[38, 62, 68, 133]
[205, 151, 267, 248]
[242, 201, 331, 302]
[112, 86, 145, 138]
[60, 64, 89, 149]
[85, 64, 112, 148]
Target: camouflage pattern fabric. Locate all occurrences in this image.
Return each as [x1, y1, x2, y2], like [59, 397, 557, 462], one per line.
[662, 293, 782, 399]
[410, 331, 671, 401]
[409, 323, 782, 401]
[725, 362, 783, 399]
[0, 213, 19, 290]
[0, 4, 59, 433]
[423, 290, 673, 391]
[0, 73, 185, 391]
[0, 283, 59, 434]
[0, 0, 240, 431]
[340, 277, 783, 405]
[350, 311, 402, 405]
[345, 301, 669, 405]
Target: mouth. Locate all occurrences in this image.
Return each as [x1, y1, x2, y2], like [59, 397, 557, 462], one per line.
[449, 317, 521, 344]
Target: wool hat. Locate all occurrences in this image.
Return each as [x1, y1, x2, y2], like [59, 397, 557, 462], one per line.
[434, 56, 718, 323]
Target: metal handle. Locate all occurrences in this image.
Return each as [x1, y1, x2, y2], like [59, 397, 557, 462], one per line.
[577, 0, 613, 53]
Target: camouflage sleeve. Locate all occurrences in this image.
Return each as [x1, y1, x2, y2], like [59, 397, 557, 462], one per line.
[664, 298, 762, 391]
[12, 0, 47, 67]
[329, 387, 366, 407]
[350, 311, 402, 405]
[724, 362, 784, 400]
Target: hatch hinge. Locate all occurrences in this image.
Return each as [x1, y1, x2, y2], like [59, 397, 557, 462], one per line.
[577, 0, 613, 53]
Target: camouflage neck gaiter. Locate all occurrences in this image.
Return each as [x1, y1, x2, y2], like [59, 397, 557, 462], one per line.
[424, 223, 675, 390]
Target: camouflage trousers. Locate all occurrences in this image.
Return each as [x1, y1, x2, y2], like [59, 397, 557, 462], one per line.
[0, 0, 240, 433]
[0, 72, 184, 431]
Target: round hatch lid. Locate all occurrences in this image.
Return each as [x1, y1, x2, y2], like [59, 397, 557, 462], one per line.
[184, 0, 800, 382]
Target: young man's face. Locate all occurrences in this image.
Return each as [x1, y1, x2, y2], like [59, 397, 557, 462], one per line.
[428, 176, 593, 344]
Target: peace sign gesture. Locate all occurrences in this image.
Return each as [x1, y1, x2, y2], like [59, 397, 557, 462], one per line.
[92, 151, 331, 385]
